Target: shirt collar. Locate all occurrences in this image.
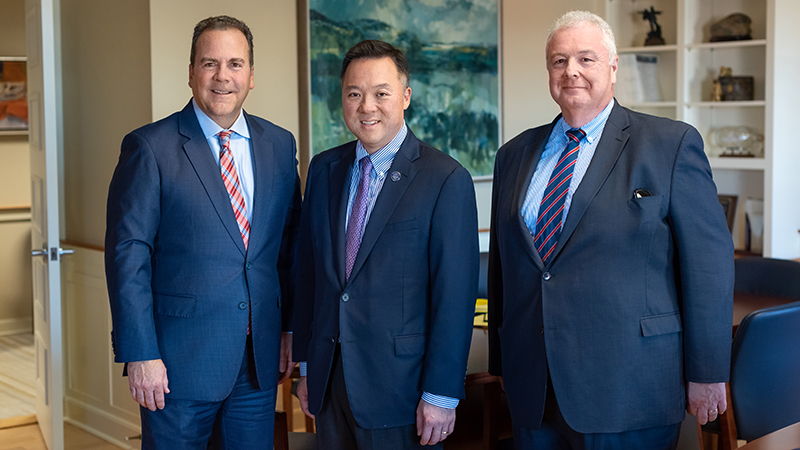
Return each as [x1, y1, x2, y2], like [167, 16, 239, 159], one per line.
[355, 122, 408, 179]
[192, 98, 251, 140]
[554, 98, 615, 144]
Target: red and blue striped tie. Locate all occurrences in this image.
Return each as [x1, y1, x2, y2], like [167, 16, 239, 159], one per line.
[218, 130, 251, 249]
[534, 128, 585, 264]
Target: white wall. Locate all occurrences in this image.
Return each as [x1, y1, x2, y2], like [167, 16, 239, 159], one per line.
[0, 0, 32, 335]
[470, 0, 605, 229]
[61, 0, 152, 248]
[149, 1, 300, 138]
[767, 0, 800, 258]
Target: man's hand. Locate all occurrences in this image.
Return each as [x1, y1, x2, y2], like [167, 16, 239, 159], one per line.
[127, 359, 169, 411]
[416, 399, 456, 446]
[297, 376, 315, 419]
[686, 381, 727, 425]
[279, 332, 293, 384]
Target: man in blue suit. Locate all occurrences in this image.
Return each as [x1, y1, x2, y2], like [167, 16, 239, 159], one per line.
[292, 40, 479, 449]
[488, 11, 734, 449]
[105, 16, 300, 449]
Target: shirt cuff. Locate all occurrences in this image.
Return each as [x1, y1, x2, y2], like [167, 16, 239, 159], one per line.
[421, 392, 459, 409]
[299, 361, 307, 377]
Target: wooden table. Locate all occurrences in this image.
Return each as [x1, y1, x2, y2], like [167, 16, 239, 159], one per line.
[737, 421, 800, 449]
[733, 292, 793, 328]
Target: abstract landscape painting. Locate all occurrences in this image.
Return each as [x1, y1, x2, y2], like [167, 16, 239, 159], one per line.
[309, 0, 499, 177]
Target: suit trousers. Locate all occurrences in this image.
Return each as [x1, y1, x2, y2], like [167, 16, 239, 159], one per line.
[512, 373, 681, 450]
[315, 344, 441, 450]
[140, 335, 277, 450]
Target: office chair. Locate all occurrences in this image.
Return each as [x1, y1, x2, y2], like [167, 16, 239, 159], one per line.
[699, 301, 800, 449]
[729, 301, 800, 441]
[477, 252, 489, 299]
[733, 257, 800, 300]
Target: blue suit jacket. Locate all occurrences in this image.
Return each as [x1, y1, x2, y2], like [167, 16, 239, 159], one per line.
[292, 130, 479, 429]
[488, 103, 734, 433]
[105, 101, 301, 401]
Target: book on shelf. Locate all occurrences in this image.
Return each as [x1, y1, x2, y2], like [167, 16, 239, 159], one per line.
[616, 54, 661, 104]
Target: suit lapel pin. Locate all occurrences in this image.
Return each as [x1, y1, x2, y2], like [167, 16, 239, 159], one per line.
[390, 171, 401, 182]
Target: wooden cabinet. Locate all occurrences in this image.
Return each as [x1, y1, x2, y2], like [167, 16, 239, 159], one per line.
[605, 0, 800, 258]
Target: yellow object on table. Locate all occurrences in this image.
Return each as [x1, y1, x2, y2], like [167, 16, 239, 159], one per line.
[474, 298, 488, 327]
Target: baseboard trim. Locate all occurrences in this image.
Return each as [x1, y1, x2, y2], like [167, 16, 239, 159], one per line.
[65, 397, 141, 450]
[0, 317, 32, 336]
[0, 414, 37, 430]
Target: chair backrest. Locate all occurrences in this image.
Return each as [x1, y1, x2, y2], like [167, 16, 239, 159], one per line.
[734, 257, 800, 300]
[729, 301, 800, 441]
[477, 252, 489, 299]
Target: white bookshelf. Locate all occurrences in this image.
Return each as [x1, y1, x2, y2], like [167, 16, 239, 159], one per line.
[605, 0, 800, 258]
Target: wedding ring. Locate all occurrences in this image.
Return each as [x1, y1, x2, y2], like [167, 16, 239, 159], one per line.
[709, 409, 718, 414]
[442, 431, 447, 435]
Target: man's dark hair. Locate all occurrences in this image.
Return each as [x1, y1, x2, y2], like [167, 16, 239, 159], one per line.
[190, 15, 254, 67]
[340, 40, 410, 88]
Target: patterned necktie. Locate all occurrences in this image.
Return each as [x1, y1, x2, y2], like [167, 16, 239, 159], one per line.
[345, 156, 373, 281]
[218, 130, 251, 249]
[534, 128, 585, 264]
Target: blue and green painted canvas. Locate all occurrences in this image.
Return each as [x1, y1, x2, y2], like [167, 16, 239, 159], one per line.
[309, 0, 499, 177]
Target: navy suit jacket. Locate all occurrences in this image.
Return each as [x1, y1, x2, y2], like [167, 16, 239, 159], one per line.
[105, 101, 301, 401]
[488, 103, 734, 433]
[292, 130, 479, 429]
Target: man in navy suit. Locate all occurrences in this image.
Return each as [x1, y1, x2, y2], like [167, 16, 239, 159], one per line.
[105, 16, 300, 449]
[292, 40, 479, 449]
[488, 11, 734, 449]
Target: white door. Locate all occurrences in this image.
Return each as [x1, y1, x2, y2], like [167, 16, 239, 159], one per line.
[26, 0, 67, 449]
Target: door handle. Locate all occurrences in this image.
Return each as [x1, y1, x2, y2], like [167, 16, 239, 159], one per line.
[31, 247, 75, 261]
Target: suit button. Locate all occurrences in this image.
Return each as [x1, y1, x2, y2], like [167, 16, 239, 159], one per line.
[238, 302, 248, 310]
[541, 326, 544, 334]
[341, 293, 350, 302]
[542, 272, 551, 281]
[330, 337, 336, 343]
[246, 262, 252, 270]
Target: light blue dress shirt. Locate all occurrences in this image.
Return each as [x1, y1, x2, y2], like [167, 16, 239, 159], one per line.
[301, 123, 459, 409]
[192, 99, 254, 224]
[521, 99, 615, 237]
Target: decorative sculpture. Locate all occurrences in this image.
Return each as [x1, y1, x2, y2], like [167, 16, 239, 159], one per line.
[641, 7, 665, 46]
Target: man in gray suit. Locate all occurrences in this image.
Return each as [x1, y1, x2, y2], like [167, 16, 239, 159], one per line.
[488, 11, 734, 449]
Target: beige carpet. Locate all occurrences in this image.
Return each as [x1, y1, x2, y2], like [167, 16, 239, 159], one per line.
[0, 334, 35, 420]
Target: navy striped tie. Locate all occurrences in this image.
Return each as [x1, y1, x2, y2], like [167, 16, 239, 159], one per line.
[534, 128, 585, 264]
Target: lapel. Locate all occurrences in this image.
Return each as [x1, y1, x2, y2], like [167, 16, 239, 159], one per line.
[513, 119, 557, 271]
[328, 143, 356, 287]
[553, 103, 630, 259]
[179, 101, 246, 256]
[346, 131, 420, 284]
[244, 111, 275, 256]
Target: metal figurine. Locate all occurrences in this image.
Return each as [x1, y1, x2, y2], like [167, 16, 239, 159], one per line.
[641, 6, 666, 46]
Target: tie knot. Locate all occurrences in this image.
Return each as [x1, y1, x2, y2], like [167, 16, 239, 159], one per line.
[566, 129, 585, 142]
[218, 130, 233, 146]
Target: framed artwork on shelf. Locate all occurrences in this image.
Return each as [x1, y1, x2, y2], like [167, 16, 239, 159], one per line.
[0, 58, 27, 131]
[305, 0, 500, 179]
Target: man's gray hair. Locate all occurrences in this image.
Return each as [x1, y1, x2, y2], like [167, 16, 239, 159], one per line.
[546, 10, 617, 65]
